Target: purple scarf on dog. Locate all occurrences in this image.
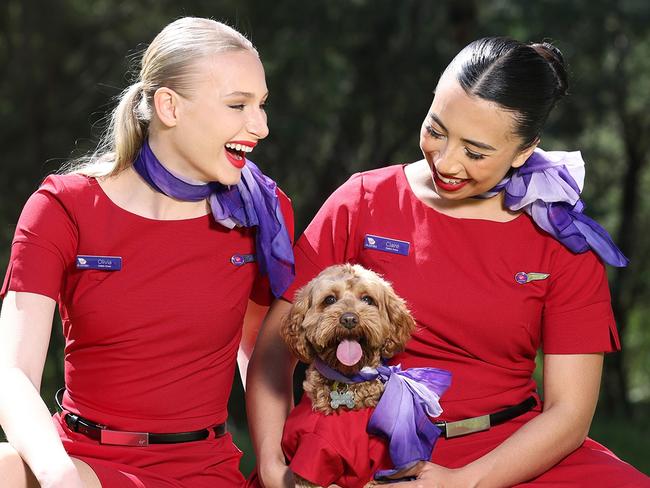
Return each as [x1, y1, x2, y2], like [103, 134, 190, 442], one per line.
[314, 359, 452, 480]
[133, 140, 294, 297]
[478, 148, 628, 267]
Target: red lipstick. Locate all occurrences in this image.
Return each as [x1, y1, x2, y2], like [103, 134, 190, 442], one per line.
[225, 150, 246, 169]
[229, 140, 257, 148]
[433, 171, 469, 192]
[224, 141, 257, 169]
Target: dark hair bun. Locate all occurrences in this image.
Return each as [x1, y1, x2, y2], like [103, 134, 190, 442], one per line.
[530, 42, 569, 97]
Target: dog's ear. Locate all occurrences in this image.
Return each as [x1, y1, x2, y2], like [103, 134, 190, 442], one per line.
[280, 283, 315, 363]
[380, 287, 416, 358]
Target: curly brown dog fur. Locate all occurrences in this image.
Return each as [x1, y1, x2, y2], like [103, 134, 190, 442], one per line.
[282, 263, 415, 414]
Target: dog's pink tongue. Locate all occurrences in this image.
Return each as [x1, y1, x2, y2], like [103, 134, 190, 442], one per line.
[336, 340, 362, 366]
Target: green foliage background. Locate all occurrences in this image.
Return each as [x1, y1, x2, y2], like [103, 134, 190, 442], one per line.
[1, 0, 648, 477]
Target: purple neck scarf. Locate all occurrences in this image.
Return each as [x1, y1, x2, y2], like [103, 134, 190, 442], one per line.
[133, 140, 294, 298]
[314, 359, 452, 480]
[477, 148, 628, 267]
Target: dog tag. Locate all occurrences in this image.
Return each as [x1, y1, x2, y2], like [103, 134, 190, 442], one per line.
[330, 390, 355, 409]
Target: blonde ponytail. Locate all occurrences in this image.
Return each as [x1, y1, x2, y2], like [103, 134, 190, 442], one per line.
[110, 81, 148, 175]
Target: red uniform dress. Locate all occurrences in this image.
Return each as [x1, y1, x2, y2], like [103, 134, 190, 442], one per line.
[1, 174, 293, 488]
[280, 165, 649, 486]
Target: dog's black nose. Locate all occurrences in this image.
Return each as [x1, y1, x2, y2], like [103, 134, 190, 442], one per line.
[339, 312, 359, 329]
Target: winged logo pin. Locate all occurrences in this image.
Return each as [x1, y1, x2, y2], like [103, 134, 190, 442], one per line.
[515, 272, 550, 285]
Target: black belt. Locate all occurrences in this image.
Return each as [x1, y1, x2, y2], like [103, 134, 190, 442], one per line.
[434, 396, 537, 438]
[55, 388, 226, 447]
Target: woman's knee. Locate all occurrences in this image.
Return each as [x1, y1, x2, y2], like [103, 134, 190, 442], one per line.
[0, 442, 39, 488]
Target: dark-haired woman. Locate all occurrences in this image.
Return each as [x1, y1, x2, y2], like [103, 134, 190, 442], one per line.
[247, 37, 650, 487]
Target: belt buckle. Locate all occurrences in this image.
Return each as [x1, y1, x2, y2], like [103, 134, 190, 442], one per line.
[444, 414, 490, 438]
[100, 429, 150, 447]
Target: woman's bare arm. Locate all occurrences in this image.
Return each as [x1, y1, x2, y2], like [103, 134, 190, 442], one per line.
[0, 291, 84, 487]
[246, 298, 297, 488]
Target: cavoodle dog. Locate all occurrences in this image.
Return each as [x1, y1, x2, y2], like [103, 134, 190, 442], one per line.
[280, 263, 417, 488]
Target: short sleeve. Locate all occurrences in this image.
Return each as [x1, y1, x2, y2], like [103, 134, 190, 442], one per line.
[281, 173, 364, 301]
[542, 246, 619, 354]
[249, 187, 295, 305]
[1, 176, 78, 300]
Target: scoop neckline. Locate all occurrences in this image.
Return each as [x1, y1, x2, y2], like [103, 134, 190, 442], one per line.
[88, 175, 212, 223]
[397, 162, 526, 225]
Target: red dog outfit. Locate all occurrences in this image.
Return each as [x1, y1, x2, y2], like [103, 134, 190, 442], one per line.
[281, 396, 390, 488]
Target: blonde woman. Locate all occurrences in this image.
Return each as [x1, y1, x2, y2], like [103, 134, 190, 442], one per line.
[0, 17, 293, 488]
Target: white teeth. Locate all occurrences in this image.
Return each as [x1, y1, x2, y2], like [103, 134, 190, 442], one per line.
[438, 173, 463, 185]
[225, 143, 253, 153]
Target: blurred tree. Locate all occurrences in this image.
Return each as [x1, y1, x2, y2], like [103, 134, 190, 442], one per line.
[0, 0, 648, 474]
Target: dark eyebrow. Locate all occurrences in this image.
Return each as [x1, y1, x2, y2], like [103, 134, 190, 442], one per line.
[428, 112, 497, 151]
[429, 113, 448, 132]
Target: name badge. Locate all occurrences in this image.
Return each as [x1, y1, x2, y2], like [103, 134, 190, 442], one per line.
[363, 234, 410, 256]
[76, 255, 122, 271]
[231, 254, 256, 266]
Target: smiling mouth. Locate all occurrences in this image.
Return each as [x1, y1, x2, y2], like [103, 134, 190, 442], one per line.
[224, 141, 256, 169]
[433, 171, 470, 191]
[436, 171, 465, 185]
[224, 142, 254, 161]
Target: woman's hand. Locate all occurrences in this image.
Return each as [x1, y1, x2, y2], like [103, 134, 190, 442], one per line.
[258, 457, 295, 488]
[385, 461, 475, 488]
[385, 354, 605, 488]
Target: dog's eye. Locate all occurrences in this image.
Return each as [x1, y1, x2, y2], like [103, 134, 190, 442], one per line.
[323, 295, 337, 306]
[361, 295, 376, 306]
